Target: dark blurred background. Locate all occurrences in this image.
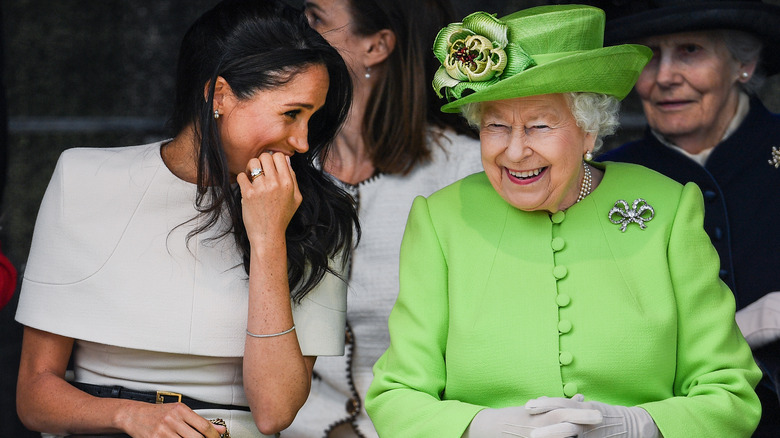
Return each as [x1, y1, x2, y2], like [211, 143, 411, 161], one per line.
[1, 1, 778, 437]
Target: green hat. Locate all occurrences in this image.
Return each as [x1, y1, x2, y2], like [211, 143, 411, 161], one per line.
[432, 5, 652, 113]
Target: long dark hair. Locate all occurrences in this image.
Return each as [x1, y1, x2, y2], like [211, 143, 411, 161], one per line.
[347, 0, 478, 175]
[169, 0, 358, 301]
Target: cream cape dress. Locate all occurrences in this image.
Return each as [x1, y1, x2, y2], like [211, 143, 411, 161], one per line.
[16, 142, 348, 437]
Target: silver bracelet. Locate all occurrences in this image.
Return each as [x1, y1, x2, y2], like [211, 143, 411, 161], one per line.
[245, 325, 296, 338]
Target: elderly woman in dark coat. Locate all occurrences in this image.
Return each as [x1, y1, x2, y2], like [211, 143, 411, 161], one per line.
[594, 2, 780, 435]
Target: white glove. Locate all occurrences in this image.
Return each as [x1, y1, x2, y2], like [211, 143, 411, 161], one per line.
[462, 395, 602, 438]
[524, 395, 659, 438]
[735, 291, 780, 349]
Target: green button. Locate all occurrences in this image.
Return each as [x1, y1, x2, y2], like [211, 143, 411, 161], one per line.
[556, 294, 571, 307]
[551, 211, 566, 224]
[559, 351, 573, 365]
[558, 320, 572, 334]
[551, 237, 565, 251]
[553, 265, 568, 279]
[563, 382, 579, 397]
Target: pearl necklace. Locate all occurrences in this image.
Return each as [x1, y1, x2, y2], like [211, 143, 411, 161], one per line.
[575, 162, 592, 203]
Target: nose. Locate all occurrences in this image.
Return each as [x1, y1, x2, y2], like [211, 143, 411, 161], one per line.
[504, 129, 532, 161]
[654, 52, 682, 88]
[287, 123, 310, 154]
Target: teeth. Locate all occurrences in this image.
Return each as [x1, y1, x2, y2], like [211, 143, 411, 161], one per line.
[509, 168, 542, 178]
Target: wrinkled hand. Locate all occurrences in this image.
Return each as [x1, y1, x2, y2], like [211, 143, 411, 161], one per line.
[525, 395, 659, 438]
[237, 152, 302, 243]
[118, 402, 225, 438]
[463, 395, 602, 438]
[736, 291, 780, 349]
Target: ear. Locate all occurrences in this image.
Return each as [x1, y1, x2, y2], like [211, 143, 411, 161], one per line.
[583, 131, 597, 155]
[737, 58, 758, 84]
[582, 132, 598, 157]
[363, 29, 396, 68]
[204, 76, 233, 113]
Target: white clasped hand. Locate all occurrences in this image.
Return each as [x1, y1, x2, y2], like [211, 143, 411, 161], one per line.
[462, 395, 602, 438]
[524, 394, 659, 438]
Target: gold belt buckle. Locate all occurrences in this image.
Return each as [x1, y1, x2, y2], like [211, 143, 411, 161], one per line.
[156, 391, 182, 404]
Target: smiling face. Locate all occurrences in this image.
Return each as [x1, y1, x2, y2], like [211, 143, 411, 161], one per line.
[215, 64, 329, 179]
[479, 94, 595, 213]
[634, 31, 744, 151]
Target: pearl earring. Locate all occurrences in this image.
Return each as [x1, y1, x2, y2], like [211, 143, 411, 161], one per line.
[365, 67, 371, 79]
[214, 109, 220, 119]
[584, 150, 593, 161]
[741, 71, 749, 79]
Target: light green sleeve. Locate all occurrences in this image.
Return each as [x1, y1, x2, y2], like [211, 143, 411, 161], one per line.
[365, 195, 483, 438]
[640, 183, 762, 437]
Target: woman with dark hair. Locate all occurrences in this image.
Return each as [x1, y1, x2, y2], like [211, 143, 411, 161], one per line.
[283, 0, 482, 436]
[14, 1, 357, 437]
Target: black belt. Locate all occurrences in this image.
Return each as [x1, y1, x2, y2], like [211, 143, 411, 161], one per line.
[72, 382, 251, 412]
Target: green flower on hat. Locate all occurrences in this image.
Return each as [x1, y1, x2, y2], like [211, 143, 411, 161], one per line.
[433, 11, 534, 101]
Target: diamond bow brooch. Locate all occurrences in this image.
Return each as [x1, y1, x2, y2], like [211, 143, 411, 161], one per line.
[609, 199, 655, 232]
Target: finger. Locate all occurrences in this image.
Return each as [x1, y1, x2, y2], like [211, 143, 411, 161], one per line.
[545, 408, 603, 425]
[530, 422, 582, 438]
[526, 396, 577, 414]
[153, 404, 210, 438]
[237, 170, 253, 195]
[199, 422, 226, 438]
[180, 414, 223, 438]
[248, 166, 264, 183]
[288, 155, 302, 203]
[213, 424, 228, 436]
[258, 152, 279, 181]
[525, 394, 583, 414]
[271, 151, 295, 184]
[246, 157, 265, 182]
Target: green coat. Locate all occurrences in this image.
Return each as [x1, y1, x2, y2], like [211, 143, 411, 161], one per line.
[366, 162, 761, 437]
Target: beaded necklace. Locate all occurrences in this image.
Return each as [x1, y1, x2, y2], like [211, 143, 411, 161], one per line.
[575, 162, 592, 203]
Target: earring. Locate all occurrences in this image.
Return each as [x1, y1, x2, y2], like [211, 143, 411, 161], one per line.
[741, 71, 749, 79]
[214, 109, 220, 119]
[584, 150, 593, 161]
[365, 67, 371, 79]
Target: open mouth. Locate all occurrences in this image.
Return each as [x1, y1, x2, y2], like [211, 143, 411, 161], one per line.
[507, 166, 546, 182]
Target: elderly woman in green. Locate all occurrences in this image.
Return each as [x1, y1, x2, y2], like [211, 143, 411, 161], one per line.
[365, 5, 761, 438]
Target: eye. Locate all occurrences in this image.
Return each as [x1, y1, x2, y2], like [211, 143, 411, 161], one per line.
[304, 9, 322, 28]
[284, 109, 301, 120]
[681, 44, 700, 55]
[482, 122, 509, 132]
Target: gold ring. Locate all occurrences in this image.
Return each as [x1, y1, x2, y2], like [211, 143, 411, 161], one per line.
[249, 167, 264, 181]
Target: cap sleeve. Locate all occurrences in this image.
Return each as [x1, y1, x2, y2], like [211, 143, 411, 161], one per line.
[292, 265, 348, 356]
